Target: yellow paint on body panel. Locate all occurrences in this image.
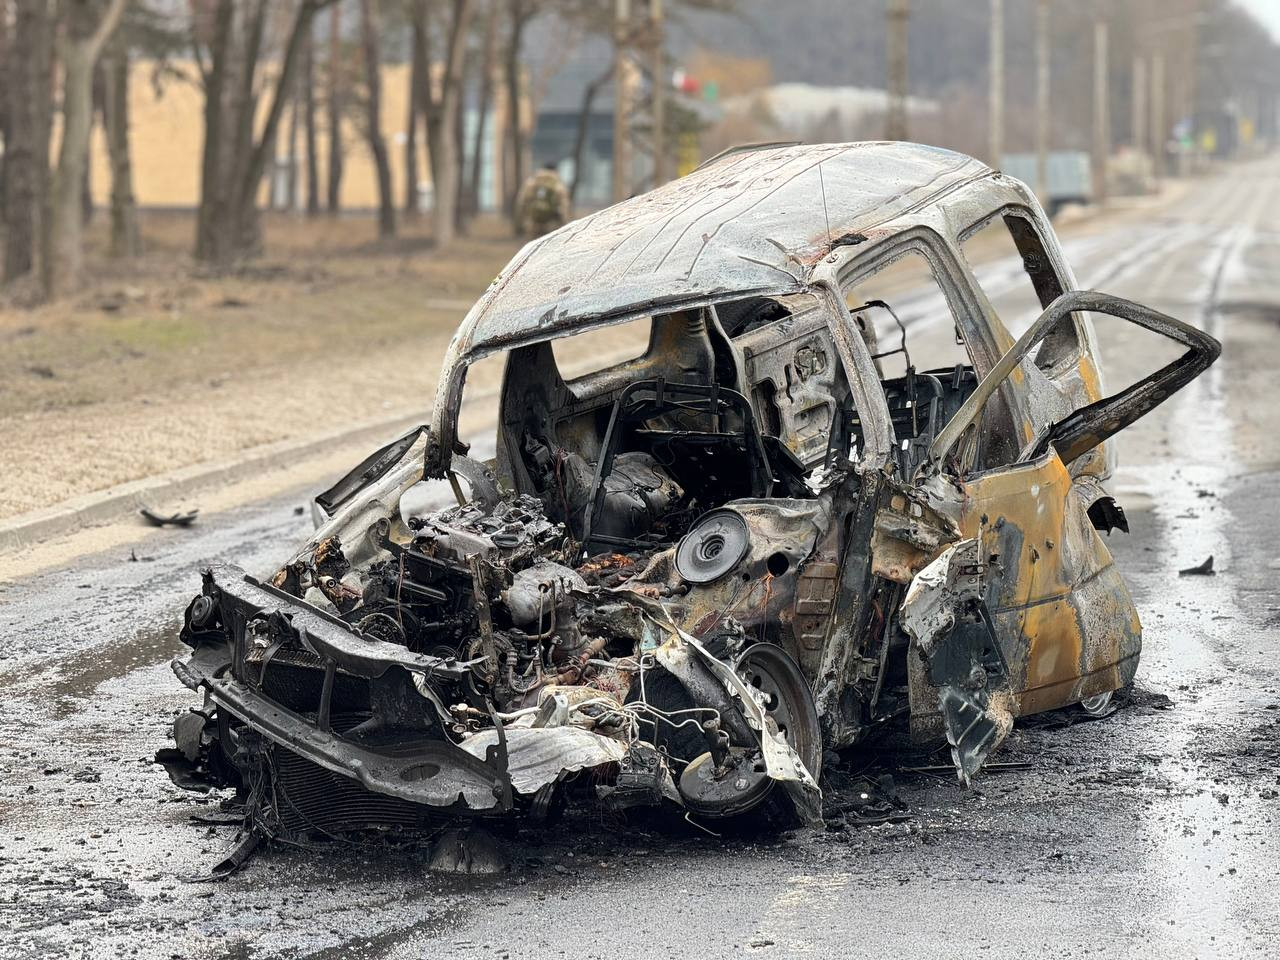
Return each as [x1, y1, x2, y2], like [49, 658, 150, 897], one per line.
[955, 449, 1135, 714]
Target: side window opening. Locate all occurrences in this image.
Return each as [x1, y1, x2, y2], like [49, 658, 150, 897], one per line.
[842, 247, 1022, 475]
[960, 210, 1080, 372]
[550, 315, 653, 380]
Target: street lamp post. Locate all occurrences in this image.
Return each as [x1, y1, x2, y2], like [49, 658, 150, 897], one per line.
[1035, 0, 1050, 205]
[989, 0, 1004, 167]
[886, 0, 909, 141]
[1093, 17, 1109, 204]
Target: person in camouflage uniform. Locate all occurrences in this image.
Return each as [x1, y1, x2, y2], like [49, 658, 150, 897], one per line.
[515, 164, 571, 238]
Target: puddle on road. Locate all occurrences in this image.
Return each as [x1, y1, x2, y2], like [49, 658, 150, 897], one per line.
[31, 618, 184, 718]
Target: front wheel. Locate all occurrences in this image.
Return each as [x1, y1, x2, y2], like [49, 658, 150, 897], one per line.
[676, 644, 822, 829]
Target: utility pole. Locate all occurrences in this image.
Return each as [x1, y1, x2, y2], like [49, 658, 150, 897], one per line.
[1132, 55, 1146, 153]
[1150, 51, 1165, 181]
[612, 0, 633, 202]
[649, 0, 667, 185]
[1035, 0, 1050, 205]
[989, 0, 1004, 167]
[1092, 17, 1109, 204]
[886, 0, 909, 141]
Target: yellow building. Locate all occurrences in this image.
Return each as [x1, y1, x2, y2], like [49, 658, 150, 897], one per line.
[89, 59, 510, 211]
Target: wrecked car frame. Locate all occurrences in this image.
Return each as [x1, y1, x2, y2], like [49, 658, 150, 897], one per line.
[165, 142, 1219, 838]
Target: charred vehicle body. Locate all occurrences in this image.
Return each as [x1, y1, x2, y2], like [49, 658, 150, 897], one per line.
[165, 142, 1219, 836]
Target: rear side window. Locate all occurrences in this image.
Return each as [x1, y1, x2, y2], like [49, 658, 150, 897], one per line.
[960, 211, 1079, 371]
[550, 316, 652, 380]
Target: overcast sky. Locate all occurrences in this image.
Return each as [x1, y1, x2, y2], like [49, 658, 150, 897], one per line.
[1238, 0, 1280, 41]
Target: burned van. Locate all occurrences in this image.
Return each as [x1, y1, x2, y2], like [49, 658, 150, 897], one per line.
[164, 142, 1219, 836]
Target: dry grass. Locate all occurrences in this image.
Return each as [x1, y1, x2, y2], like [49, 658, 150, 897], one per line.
[0, 212, 519, 418]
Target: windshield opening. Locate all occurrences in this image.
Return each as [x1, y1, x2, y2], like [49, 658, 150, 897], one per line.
[439, 292, 860, 556]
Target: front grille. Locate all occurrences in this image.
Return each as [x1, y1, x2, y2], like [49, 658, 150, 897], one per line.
[256, 661, 371, 715]
[245, 643, 325, 670]
[270, 745, 444, 837]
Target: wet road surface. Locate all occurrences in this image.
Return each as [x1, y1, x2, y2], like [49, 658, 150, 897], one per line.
[3, 158, 1280, 958]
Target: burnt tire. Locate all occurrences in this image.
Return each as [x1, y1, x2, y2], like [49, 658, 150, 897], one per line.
[624, 665, 708, 767]
[627, 654, 816, 833]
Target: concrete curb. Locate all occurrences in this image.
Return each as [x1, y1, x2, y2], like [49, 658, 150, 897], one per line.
[0, 407, 430, 555]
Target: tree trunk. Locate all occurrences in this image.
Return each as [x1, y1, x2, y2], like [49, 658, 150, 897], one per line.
[326, 0, 344, 214]
[426, 0, 473, 248]
[411, 0, 434, 222]
[453, 43, 470, 234]
[196, 0, 325, 266]
[359, 0, 395, 237]
[228, 0, 268, 236]
[302, 20, 321, 215]
[103, 44, 141, 257]
[466, 0, 498, 218]
[3, 0, 53, 284]
[46, 0, 129, 299]
[0, 0, 8, 226]
[286, 61, 301, 211]
[502, 1, 527, 219]
[86, 61, 105, 226]
[403, 16, 423, 216]
[195, 0, 233, 262]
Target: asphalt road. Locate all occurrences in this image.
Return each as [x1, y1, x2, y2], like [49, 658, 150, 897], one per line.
[3, 157, 1280, 959]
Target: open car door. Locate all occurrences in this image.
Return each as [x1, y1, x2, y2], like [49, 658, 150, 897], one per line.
[904, 290, 1221, 784]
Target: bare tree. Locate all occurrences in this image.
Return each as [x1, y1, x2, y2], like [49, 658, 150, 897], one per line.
[569, 64, 612, 203]
[302, 18, 321, 214]
[359, 0, 395, 236]
[285, 49, 301, 210]
[101, 39, 141, 256]
[0, 2, 8, 227]
[326, 0, 344, 214]
[45, 0, 129, 298]
[403, 8, 424, 215]
[502, 0, 532, 217]
[194, 0, 329, 266]
[453, 35, 470, 232]
[3, 0, 54, 285]
[416, 0, 473, 247]
[497, 0, 602, 220]
[464, 0, 498, 218]
[97, 1, 184, 258]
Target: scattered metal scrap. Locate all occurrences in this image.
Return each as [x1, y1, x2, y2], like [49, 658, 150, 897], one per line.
[1180, 555, 1216, 576]
[140, 507, 199, 528]
[160, 142, 1220, 852]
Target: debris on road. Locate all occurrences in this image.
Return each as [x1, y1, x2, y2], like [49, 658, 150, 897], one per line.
[160, 142, 1220, 849]
[140, 508, 200, 528]
[899, 760, 1031, 775]
[1180, 555, 1217, 576]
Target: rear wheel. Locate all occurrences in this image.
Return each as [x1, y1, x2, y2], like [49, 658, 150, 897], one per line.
[1079, 690, 1114, 716]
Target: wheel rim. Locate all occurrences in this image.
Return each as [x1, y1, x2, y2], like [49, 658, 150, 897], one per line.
[1080, 690, 1114, 716]
[735, 643, 823, 781]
